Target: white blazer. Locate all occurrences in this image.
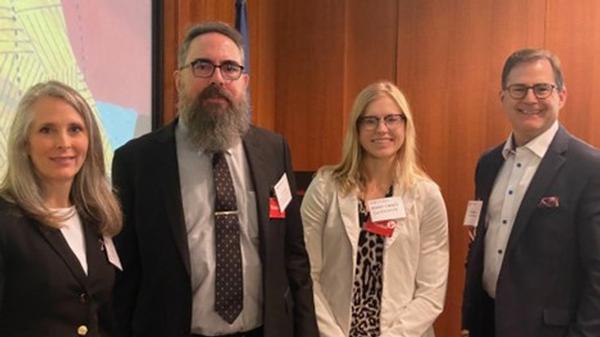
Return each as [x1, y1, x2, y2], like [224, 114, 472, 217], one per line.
[301, 171, 449, 337]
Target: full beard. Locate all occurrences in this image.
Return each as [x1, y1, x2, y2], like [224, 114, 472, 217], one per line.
[179, 85, 250, 152]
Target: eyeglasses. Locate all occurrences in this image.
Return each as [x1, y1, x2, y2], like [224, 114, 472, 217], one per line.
[504, 83, 557, 100]
[357, 114, 406, 131]
[180, 59, 244, 80]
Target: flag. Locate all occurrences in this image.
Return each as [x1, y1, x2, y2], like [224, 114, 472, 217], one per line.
[235, 0, 250, 74]
[235, 0, 251, 115]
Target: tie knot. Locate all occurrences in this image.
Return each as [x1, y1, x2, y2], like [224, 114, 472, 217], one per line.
[213, 151, 237, 212]
[212, 151, 225, 166]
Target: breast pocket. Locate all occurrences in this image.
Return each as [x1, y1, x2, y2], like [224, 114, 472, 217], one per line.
[543, 308, 571, 326]
[530, 201, 574, 248]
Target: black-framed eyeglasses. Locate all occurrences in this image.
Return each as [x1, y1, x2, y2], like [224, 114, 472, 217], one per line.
[180, 59, 244, 80]
[504, 83, 557, 100]
[357, 114, 406, 131]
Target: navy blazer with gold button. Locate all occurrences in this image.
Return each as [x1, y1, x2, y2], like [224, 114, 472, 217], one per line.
[0, 198, 115, 337]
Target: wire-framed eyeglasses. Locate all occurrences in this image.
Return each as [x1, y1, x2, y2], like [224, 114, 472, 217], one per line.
[357, 114, 406, 131]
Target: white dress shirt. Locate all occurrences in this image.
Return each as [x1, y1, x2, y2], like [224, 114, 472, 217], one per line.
[176, 122, 262, 335]
[483, 121, 558, 298]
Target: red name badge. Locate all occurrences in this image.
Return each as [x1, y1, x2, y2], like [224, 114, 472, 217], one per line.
[363, 218, 396, 237]
[269, 197, 286, 219]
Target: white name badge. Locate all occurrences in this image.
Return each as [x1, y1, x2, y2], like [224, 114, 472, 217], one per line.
[367, 197, 405, 222]
[463, 200, 483, 227]
[103, 236, 123, 271]
[274, 173, 292, 211]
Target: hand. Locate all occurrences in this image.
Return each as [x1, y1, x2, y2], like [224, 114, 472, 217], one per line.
[461, 329, 470, 337]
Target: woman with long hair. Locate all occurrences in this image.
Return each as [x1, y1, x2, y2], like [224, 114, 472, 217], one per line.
[301, 81, 449, 337]
[0, 80, 122, 336]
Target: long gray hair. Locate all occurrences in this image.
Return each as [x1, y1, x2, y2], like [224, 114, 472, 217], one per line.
[0, 81, 122, 236]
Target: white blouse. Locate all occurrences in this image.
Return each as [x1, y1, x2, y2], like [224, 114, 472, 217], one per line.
[55, 207, 88, 275]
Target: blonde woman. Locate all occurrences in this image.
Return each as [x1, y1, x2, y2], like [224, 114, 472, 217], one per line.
[301, 81, 449, 337]
[0, 81, 122, 337]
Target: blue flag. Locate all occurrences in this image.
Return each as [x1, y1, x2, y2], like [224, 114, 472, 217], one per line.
[235, 0, 251, 115]
[235, 0, 250, 74]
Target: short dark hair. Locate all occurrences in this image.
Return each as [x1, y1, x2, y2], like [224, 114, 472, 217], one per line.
[177, 21, 244, 68]
[501, 48, 564, 90]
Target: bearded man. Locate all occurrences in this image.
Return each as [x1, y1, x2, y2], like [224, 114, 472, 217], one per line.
[111, 21, 318, 337]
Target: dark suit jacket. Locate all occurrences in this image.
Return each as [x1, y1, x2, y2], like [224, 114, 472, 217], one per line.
[462, 126, 600, 337]
[0, 198, 115, 337]
[111, 121, 318, 337]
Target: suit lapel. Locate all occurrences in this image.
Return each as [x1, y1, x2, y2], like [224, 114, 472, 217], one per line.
[83, 223, 106, 279]
[155, 121, 191, 275]
[37, 221, 89, 287]
[338, 190, 360, 252]
[504, 127, 569, 255]
[242, 128, 270, 259]
[386, 184, 416, 248]
[478, 147, 505, 231]
[469, 146, 505, 267]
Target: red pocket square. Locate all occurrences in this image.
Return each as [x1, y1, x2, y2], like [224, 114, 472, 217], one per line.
[538, 196, 560, 208]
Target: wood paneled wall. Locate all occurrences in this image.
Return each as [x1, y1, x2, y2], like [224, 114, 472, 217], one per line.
[160, 1, 600, 336]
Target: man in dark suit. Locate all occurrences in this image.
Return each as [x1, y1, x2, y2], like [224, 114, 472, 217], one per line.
[111, 21, 318, 337]
[462, 48, 600, 337]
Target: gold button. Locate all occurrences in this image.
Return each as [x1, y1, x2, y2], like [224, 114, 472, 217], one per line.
[77, 325, 88, 336]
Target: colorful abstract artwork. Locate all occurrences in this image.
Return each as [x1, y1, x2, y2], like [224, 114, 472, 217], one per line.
[0, 0, 152, 176]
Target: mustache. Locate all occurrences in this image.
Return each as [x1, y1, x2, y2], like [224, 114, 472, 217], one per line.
[198, 85, 233, 105]
[179, 85, 250, 152]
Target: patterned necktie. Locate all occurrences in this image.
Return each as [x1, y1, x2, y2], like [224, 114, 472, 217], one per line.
[212, 151, 243, 324]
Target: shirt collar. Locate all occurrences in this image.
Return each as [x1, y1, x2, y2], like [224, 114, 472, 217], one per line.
[175, 119, 238, 156]
[501, 121, 559, 159]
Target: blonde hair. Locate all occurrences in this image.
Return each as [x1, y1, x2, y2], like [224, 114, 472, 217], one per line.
[0, 81, 122, 236]
[326, 81, 429, 194]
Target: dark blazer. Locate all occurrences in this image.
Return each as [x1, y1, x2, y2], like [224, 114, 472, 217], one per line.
[462, 126, 600, 337]
[111, 121, 318, 337]
[0, 198, 115, 337]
